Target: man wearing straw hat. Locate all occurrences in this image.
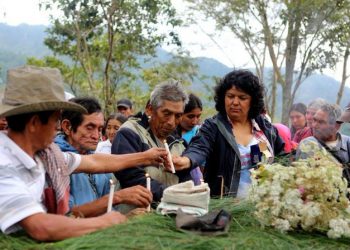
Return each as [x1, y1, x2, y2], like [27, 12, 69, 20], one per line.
[0, 66, 167, 241]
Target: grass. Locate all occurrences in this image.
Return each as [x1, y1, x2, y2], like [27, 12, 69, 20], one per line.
[1, 199, 350, 250]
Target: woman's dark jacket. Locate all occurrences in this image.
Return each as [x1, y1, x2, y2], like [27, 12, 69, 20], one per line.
[182, 113, 285, 197]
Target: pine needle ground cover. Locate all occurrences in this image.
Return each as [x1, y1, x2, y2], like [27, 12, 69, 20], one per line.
[1, 199, 350, 250]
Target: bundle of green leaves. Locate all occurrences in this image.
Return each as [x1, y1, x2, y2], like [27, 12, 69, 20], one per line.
[1, 198, 350, 249]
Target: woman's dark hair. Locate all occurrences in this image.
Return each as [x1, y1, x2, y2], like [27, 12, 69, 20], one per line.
[184, 94, 202, 114]
[101, 113, 127, 137]
[289, 103, 307, 115]
[104, 113, 127, 130]
[214, 69, 265, 119]
[7, 110, 56, 132]
[289, 102, 307, 136]
[61, 97, 102, 133]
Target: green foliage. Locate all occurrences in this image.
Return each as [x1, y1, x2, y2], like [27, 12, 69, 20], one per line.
[185, 0, 347, 123]
[120, 52, 205, 112]
[39, 0, 182, 115]
[1, 199, 350, 249]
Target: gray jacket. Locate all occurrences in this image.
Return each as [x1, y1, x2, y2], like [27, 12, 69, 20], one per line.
[296, 133, 350, 183]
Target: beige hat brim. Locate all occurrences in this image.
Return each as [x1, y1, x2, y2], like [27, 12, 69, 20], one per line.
[0, 101, 87, 117]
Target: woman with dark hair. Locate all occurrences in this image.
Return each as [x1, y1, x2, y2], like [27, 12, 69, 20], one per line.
[178, 93, 203, 143]
[173, 69, 284, 198]
[289, 103, 307, 140]
[176, 93, 203, 185]
[96, 113, 127, 154]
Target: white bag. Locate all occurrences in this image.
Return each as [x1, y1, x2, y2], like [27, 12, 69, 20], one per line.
[157, 181, 210, 216]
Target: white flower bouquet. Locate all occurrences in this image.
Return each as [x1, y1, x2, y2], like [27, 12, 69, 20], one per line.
[249, 143, 350, 238]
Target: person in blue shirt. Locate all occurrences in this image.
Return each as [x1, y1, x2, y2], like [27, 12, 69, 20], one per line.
[55, 97, 153, 217]
[176, 93, 203, 185]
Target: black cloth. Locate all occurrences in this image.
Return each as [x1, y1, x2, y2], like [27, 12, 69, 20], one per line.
[112, 113, 191, 202]
[183, 113, 285, 197]
[176, 209, 231, 235]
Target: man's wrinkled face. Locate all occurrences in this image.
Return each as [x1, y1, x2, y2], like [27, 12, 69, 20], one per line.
[306, 108, 317, 127]
[149, 100, 184, 140]
[312, 110, 337, 142]
[67, 112, 104, 153]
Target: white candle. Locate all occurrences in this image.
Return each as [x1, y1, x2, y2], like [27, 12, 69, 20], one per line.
[146, 173, 151, 212]
[163, 140, 176, 173]
[107, 179, 115, 213]
[218, 175, 224, 199]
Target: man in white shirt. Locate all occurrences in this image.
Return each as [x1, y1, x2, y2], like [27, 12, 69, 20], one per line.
[0, 66, 167, 241]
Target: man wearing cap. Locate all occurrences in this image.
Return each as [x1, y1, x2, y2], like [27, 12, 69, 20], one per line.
[296, 103, 350, 183]
[116, 98, 133, 117]
[0, 66, 167, 241]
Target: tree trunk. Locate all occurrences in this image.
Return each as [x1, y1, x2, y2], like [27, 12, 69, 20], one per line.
[336, 45, 350, 105]
[281, 0, 302, 124]
[281, 79, 293, 124]
[270, 72, 277, 121]
[255, 0, 284, 85]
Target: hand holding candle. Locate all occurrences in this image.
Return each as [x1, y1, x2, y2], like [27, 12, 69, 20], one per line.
[145, 173, 151, 212]
[163, 140, 176, 173]
[107, 179, 116, 213]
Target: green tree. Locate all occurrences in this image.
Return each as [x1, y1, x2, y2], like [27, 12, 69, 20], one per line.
[139, 52, 206, 108]
[330, 0, 350, 105]
[40, 0, 181, 114]
[186, 0, 344, 123]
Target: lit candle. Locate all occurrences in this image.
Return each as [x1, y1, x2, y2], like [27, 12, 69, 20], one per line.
[145, 173, 151, 212]
[163, 140, 176, 173]
[107, 179, 115, 213]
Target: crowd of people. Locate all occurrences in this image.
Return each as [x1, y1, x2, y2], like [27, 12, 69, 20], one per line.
[1, 65, 350, 241]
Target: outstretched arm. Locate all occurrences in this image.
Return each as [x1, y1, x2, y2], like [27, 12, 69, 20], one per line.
[70, 185, 152, 218]
[172, 118, 216, 171]
[20, 211, 126, 242]
[75, 147, 167, 173]
[172, 155, 191, 171]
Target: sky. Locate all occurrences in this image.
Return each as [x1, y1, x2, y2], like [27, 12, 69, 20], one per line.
[0, 0, 346, 83]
